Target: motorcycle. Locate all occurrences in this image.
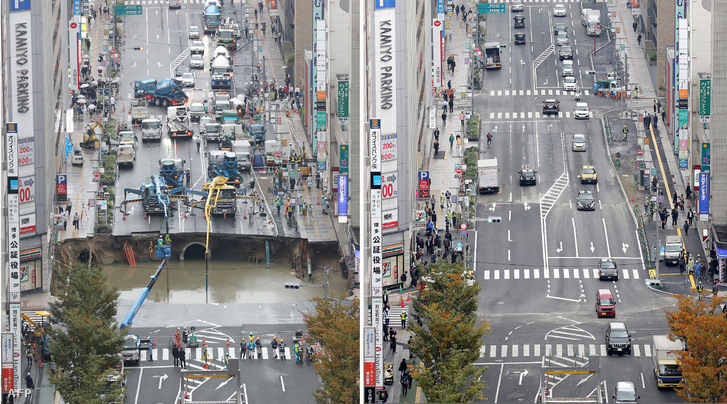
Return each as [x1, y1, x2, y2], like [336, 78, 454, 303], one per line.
[575, 89, 582, 101]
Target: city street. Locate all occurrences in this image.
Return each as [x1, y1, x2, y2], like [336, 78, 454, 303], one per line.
[467, 2, 683, 402]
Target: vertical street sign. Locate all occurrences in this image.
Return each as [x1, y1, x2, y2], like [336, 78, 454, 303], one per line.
[5, 123, 21, 394]
[340, 145, 349, 174]
[337, 80, 349, 125]
[699, 78, 711, 122]
[702, 143, 711, 172]
[699, 173, 709, 221]
[369, 118, 384, 394]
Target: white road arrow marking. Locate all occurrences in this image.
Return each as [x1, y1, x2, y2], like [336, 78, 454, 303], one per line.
[518, 369, 529, 385]
[524, 202, 531, 211]
[622, 243, 629, 253]
[489, 203, 497, 211]
[215, 377, 233, 390]
[521, 124, 526, 132]
[157, 374, 168, 389]
[157, 62, 163, 68]
[590, 242, 595, 253]
[544, 78, 548, 86]
[492, 126, 498, 133]
[576, 374, 593, 387]
[556, 242, 563, 253]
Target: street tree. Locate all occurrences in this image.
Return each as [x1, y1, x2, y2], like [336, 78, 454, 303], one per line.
[304, 297, 359, 404]
[48, 264, 125, 404]
[665, 293, 727, 403]
[407, 262, 489, 403]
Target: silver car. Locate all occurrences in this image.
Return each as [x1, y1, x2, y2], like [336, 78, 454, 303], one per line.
[179, 72, 195, 87]
[190, 40, 204, 54]
[572, 134, 586, 151]
[189, 54, 204, 69]
[556, 32, 569, 46]
[553, 4, 567, 17]
[188, 25, 200, 39]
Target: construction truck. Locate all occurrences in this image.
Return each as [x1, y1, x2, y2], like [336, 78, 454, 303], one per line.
[211, 55, 233, 90]
[202, 121, 222, 142]
[216, 17, 241, 50]
[484, 43, 502, 69]
[581, 9, 602, 36]
[250, 122, 267, 145]
[21, 311, 52, 342]
[140, 118, 163, 141]
[122, 175, 184, 217]
[203, 2, 222, 33]
[117, 141, 136, 168]
[653, 335, 685, 388]
[135, 78, 188, 107]
[187, 176, 238, 216]
[130, 99, 148, 124]
[211, 91, 232, 118]
[220, 123, 243, 149]
[208, 150, 241, 186]
[166, 106, 194, 138]
[232, 140, 252, 172]
[159, 158, 186, 188]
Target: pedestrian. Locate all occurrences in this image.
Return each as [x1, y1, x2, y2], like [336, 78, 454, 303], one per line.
[447, 134, 454, 150]
[654, 100, 658, 113]
[688, 209, 694, 226]
[179, 347, 187, 369]
[632, 21, 638, 32]
[110, 96, 116, 112]
[25, 373, 34, 390]
[390, 331, 397, 353]
[172, 344, 179, 367]
[683, 220, 690, 236]
[450, 59, 456, 74]
[637, 34, 642, 45]
[449, 98, 454, 113]
[652, 114, 658, 127]
[401, 311, 407, 329]
[644, 113, 651, 130]
[279, 339, 286, 360]
[26, 345, 33, 367]
[441, 111, 447, 125]
[202, 347, 210, 365]
[434, 140, 440, 157]
[672, 208, 678, 226]
[433, 127, 440, 142]
[452, 210, 458, 227]
[459, 111, 465, 128]
[696, 260, 703, 280]
[401, 371, 411, 396]
[455, 4, 460, 16]
[73, 212, 80, 230]
[378, 389, 389, 403]
[294, 342, 301, 364]
[185, 169, 191, 187]
[679, 255, 686, 275]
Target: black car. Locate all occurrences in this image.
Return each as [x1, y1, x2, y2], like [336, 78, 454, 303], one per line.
[605, 322, 632, 355]
[514, 16, 526, 28]
[559, 45, 574, 60]
[554, 22, 567, 36]
[515, 34, 526, 45]
[576, 190, 595, 211]
[598, 259, 619, 280]
[519, 164, 536, 186]
[542, 99, 559, 115]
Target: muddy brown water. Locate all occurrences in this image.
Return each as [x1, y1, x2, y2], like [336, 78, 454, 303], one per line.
[102, 259, 350, 304]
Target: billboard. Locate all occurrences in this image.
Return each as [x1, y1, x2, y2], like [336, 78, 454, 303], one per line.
[337, 80, 349, 125]
[338, 174, 348, 223]
[373, 4, 397, 134]
[432, 19, 444, 89]
[699, 173, 709, 221]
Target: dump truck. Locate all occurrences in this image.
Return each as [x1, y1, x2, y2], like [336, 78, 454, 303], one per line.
[117, 141, 136, 168]
[653, 335, 684, 388]
[250, 122, 266, 145]
[484, 43, 502, 69]
[141, 118, 163, 141]
[477, 158, 500, 193]
[130, 99, 148, 124]
[202, 122, 222, 142]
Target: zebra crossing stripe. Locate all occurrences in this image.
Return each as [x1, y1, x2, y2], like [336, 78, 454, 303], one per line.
[644, 344, 652, 357]
[514, 269, 520, 279]
[484, 270, 491, 280]
[534, 345, 540, 357]
[583, 268, 590, 278]
[512, 345, 518, 357]
[554, 268, 560, 278]
[523, 344, 530, 357]
[600, 345, 607, 356]
[534, 268, 540, 278]
[524, 269, 530, 279]
[566, 344, 574, 356]
[480, 346, 488, 357]
[633, 345, 640, 357]
[162, 349, 169, 361]
[623, 270, 630, 279]
[563, 268, 570, 278]
[589, 344, 597, 356]
[556, 344, 563, 357]
[494, 270, 500, 280]
[633, 269, 640, 279]
[490, 345, 497, 358]
[578, 344, 585, 357]
[501, 345, 508, 357]
[544, 344, 552, 356]
[544, 268, 549, 278]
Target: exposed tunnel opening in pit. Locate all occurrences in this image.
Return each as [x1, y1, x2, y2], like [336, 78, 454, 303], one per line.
[182, 243, 207, 260]
[77, 249, 97, 264]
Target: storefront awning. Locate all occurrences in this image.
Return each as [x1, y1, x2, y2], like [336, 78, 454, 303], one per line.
[716, 247, 727, 259]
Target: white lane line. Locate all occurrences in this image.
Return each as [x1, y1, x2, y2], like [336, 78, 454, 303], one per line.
[602, 217, 612, 257]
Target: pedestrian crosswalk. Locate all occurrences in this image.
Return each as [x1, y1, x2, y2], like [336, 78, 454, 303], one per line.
[488, 110, 580, 119]
[139, 345, 293, 362]
[124, 0, 219, 5]
[482, 268, 642, 280]
[479, 343, 650, 359]
[488, 0, 582, 3]
[488, 89, 591, 97]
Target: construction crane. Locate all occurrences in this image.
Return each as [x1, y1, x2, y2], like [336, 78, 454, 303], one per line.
[120, 256, 170, 330]
[120, 175, 185, 234]
[185, 176, 238, 303]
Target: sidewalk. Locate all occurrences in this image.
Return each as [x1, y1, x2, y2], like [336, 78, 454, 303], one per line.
[383, 292, 422, 403]
[607, 0, 708, 293]
[254, 3, 338, 244]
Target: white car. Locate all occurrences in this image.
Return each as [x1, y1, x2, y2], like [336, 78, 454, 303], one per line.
[179, 72, 195, 87]
[189, 54, 204, 69]
[188, 26, 200, 39]
[511, 0, 523, 12]
[71, 149, 84, 166]
[563, 76, 577, 91]
[572, 134, 586, 151]
[190, 40, 204, 54]
[553, 5, 567, 17]
[562, 59, 574, 76]
[574, 102, 591, 119]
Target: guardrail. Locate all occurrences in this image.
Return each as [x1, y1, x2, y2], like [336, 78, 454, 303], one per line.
[603, 116, 612, 145]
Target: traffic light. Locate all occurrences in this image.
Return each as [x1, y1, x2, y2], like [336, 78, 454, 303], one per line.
[284, 282, 300, 289]
[133, 47, 144, 51]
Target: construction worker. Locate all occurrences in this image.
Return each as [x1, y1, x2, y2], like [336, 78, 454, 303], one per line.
[165, 234, 172, 245]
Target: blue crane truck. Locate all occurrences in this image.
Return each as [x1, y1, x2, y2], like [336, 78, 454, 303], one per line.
[207, 150, 241, 187]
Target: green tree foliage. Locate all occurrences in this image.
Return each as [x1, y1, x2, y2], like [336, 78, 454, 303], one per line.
[49, 264, 126, 404]
[407, 262, 489, 403]
[665, 293, 727, 403]
[304, 297, 359, 404]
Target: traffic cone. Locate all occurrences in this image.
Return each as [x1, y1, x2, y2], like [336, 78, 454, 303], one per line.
[317, 198, 320, 205]
[122, 103, 125, 112]
[202, 337, 206, 346]
[144, 211, 147, 220]
[406, 294, 411, 302]
[224, 213, 227, 219]
[152, 337, 157, 346]
[400, 296, 405, 308]
[243, 211, 247, 219]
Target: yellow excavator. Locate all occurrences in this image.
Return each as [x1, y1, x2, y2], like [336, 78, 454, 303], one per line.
[21, 311, 52, 341]
[80, 122, 103, 148]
